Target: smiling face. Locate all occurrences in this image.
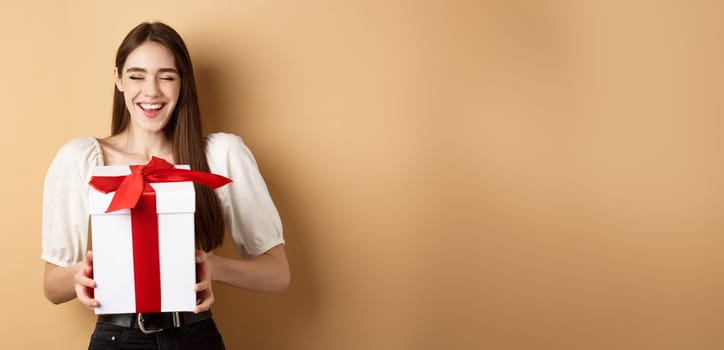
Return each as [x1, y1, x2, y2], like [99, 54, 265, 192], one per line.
[115, 41, 181, 135]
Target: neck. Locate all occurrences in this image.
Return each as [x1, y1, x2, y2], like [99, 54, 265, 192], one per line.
[119, 127, 172, 161]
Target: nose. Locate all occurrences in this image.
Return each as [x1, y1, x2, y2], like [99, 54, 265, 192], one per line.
[143, 78, 161, 97]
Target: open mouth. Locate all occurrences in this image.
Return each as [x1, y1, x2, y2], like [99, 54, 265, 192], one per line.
[138, 102, 165, 112]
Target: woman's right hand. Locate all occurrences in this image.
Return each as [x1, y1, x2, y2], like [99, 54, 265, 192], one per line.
[74, 250, 99, 309]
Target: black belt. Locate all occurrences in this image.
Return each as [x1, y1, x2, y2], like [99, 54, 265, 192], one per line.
[97, 311, 212, 334]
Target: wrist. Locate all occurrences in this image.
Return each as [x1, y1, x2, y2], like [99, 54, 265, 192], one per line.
[206, 253, 220, 281]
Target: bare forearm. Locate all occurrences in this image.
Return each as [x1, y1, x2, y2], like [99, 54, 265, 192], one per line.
[210, 245, 290, 293]
[44, 262, 80, 304]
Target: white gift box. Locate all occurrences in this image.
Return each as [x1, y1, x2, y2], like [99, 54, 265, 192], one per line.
[88, 165, 197, 315]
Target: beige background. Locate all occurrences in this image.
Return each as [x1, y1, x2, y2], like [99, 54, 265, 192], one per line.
[1, 0, 722, 349]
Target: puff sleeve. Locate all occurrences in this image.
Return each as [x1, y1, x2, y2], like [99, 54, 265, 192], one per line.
[206, 133, 284, 258]
[41, 137, 103, 267]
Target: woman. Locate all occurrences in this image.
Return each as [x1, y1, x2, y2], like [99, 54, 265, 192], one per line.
[41, 22, 289, 349]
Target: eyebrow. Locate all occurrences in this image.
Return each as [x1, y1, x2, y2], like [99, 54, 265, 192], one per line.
[125, 67, 179, 74]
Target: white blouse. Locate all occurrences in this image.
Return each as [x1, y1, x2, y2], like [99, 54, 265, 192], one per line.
[41, 132, 284, 267]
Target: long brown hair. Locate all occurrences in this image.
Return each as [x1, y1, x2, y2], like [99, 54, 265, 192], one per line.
[112, 22, 224, 251]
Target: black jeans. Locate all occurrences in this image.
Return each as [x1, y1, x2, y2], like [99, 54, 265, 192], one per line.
[88, 317, 225, 350]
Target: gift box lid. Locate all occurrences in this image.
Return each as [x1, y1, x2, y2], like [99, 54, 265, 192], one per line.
[88, 165, 196, 215]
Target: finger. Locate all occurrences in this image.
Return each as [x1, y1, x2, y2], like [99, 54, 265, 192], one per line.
[75, 273, 97, 301]
[195, 250, 207, 263]
[194, 280, 210, 293]
[86, 250, 94, 265]
[194, 292, 214, 313]
[196, 263, 208, 282]
[75, 282, 100, 308]
[75, 270, 96, 288]
[75, 270, 97, 288]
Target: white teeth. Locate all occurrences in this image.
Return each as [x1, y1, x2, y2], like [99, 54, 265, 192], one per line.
[140, 103, 162, 110]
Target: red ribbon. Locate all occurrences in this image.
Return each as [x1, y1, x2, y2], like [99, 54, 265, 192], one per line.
[89, 156, 232, 312]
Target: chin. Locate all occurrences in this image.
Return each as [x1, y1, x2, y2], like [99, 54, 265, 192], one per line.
[131, 117, 172, 133]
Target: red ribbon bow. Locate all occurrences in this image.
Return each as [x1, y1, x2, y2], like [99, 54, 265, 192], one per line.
[89, 156, 232, 212]
[89, 156, 231, 312]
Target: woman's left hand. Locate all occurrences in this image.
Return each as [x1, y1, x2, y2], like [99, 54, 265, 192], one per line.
[194, 250, 215, 313]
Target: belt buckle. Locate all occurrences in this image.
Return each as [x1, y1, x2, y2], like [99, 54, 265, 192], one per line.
[137, 312, 181, 334]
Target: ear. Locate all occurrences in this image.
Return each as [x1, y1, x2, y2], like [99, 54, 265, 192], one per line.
[114, 67, 123, 92]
